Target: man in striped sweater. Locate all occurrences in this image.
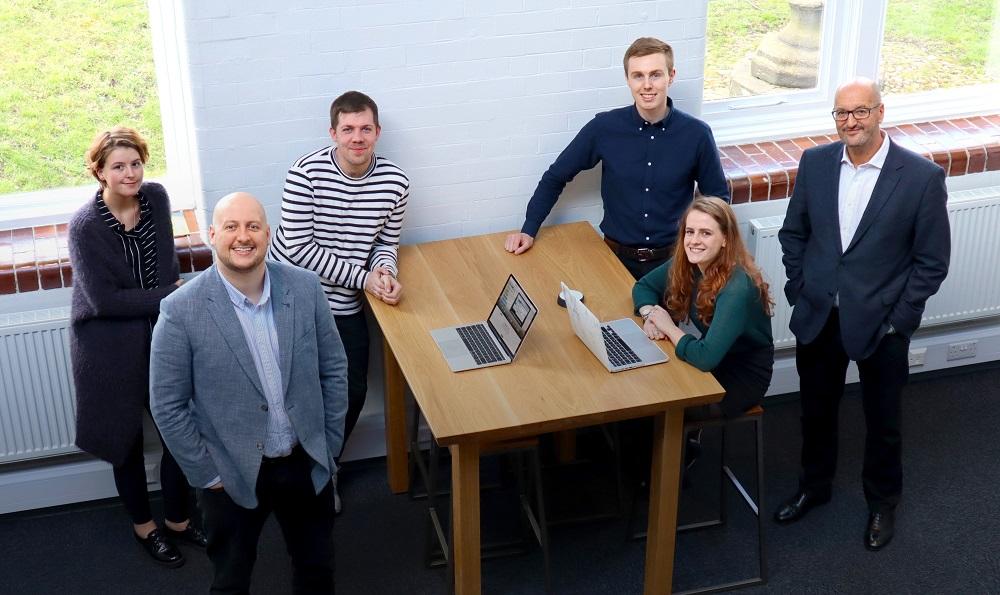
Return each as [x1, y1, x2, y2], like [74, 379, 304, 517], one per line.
[269, 91, 409, 512]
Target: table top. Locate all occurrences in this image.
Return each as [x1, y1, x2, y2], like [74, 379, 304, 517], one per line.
[367, 222, 723, 446]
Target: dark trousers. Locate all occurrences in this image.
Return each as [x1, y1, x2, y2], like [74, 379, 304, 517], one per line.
[796, 308, 909, 512]
[197, 446, 335, 595]
[617, 253, 669, 281]
[334, 311, 369, 459]
[113, 420, 190, 525]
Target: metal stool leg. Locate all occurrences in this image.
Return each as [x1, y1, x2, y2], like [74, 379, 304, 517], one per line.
[754, 416, 767, 585]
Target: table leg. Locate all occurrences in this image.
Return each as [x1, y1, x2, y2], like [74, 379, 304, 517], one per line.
[643, 409, 684, 595]
[553, 430, 576, 464]
[383, 341, 409, 494]
[450, 443, 481, 595]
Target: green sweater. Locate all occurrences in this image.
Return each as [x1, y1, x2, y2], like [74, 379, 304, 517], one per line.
[632, 259, 773, 372]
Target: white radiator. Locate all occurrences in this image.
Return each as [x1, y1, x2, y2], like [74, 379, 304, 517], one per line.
[749, 187, 1000, 349]
[0, 307, 78, 463]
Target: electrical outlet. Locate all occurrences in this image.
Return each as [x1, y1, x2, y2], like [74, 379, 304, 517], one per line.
[907, 347, 927, 367]
[946, 340, 978, 361]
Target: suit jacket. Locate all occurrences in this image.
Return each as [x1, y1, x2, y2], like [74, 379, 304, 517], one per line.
[69, 182, 180, 466]
[150, 261, 348, 509]
[778, 136, 951, 360]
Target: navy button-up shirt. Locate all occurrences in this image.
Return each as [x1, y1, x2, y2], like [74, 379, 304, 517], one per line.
[521, 99, 729, 249]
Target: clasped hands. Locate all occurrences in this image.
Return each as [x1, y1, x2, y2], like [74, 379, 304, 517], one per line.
[364, 266, 402, 305]
[642, 305, 679, 341]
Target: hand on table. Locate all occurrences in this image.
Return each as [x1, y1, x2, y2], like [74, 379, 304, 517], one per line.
[504, 232, 534, 255]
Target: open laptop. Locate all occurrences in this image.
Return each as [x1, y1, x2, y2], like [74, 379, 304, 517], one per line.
[560, 282, 668, 372]
[431, 274, 538, 372]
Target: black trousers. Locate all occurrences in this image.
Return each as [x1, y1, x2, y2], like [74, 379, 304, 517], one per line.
[113, 417, 190, 525]
[334, 311, 369, 459]
[197, 446, 335, 595]
[617, 253, 669, 282]
[796, 308, 909, 512]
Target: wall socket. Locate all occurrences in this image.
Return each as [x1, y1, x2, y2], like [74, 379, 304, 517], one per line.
[946, 340, 978, 361]
[907, 347, 927, 367]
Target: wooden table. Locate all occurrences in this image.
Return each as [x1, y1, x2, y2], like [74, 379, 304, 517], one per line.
[368, 222, 724, 594]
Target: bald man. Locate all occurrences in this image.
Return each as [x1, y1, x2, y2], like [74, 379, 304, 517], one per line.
[775, 79, 950, 550]
[151, 192, 348, 593]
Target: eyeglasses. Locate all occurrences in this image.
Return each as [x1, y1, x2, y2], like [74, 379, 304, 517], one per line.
[831, 104, 881, 121]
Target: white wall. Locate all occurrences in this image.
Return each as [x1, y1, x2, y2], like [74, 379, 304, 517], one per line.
[173, 0, 710, 236]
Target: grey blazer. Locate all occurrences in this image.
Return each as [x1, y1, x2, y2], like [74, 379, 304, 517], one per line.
[150, 261, 348, 509]
[778, 137, 951, 360]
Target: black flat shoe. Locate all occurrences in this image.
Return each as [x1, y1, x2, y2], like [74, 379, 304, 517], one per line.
[165, 524, 208, 548]
[865, 510, 895, 551]
[773, 491, 831, 524]
[135, 528, 184, 567]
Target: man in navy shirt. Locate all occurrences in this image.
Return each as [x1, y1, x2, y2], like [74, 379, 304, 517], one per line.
[504, 37, 730, 279]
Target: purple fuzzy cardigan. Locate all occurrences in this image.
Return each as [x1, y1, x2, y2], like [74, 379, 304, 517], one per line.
[68, 182, 181, 466]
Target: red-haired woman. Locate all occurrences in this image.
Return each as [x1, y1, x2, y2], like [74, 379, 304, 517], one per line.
[633, 196, 774, 425]
[69, 127, 205, 567]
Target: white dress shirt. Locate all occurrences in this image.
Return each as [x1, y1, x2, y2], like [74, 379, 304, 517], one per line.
[838, 131, 890, 251]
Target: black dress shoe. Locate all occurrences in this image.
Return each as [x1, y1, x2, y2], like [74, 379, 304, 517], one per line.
[165, 524, 208, 548]
[773, 491, 831, 524]
[135, 528, 185, 567]
[865, 510, 895, 551]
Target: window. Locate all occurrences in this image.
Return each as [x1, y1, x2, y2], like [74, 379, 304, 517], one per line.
[703, 0, 1000, 144]
[705, 0, 824, 102]
[0, 1, 163, 194]
[0, 0, 196, 228]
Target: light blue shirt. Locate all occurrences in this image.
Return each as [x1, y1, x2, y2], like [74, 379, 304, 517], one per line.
[218, 268, 298, 458]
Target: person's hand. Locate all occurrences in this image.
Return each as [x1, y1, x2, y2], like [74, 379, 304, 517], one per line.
[175, 278, 185, 287]
[504, 232, 534, 255]
[646, 306, 678, 334]
[646, 306, 686, 345]
[364, 267, 391, 299]
[643, 317, 666, 340]
[209, 482, 224, 492]
[379, 271, 402, 306]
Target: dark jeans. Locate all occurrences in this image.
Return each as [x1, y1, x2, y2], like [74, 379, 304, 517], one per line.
[113, 419, 190, 525]
[796, 308, 909, 512]
[334, 311, 370, 459]
[197, 446, 336, 595]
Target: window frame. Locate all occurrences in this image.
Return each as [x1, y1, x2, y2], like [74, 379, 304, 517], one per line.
[703, 0, 1000, 145]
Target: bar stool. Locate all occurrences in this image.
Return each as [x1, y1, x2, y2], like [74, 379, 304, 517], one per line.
[409, 406, 551, 593]
[628, 405, 767, 595]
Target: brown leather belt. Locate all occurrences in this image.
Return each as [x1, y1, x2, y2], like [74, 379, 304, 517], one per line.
[603, 237, 671, 262]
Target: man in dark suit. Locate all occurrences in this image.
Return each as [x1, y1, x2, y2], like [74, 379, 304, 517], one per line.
[151, 192, 348, 593]
[774, 78, 950, 550]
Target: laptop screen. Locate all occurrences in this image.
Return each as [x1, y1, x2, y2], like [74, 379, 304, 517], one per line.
[488, 275, 538, 357]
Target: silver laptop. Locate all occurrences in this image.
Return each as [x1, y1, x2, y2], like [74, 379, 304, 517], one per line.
[560, 282, 668, 372]
[431, 274, 539, 372]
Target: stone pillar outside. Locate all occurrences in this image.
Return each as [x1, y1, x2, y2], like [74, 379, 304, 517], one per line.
[729, 0, 825, 96]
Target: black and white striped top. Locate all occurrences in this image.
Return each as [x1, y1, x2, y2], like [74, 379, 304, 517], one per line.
[269, 147, 409, 316]
[96, 190, 158, 290]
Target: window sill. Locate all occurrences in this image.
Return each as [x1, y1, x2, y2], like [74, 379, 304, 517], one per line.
[0, 209, 212, 296]
[720, 114, 1000, 203]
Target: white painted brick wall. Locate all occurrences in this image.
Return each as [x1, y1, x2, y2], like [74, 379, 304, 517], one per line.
[180, 0, 709, 242]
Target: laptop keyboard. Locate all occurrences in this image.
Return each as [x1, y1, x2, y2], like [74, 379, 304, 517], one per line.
[602, 325, 641, 368]
[457, 324, 506, 365]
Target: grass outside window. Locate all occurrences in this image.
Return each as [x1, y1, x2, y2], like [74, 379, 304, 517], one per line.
[0, 0, 163, 195]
